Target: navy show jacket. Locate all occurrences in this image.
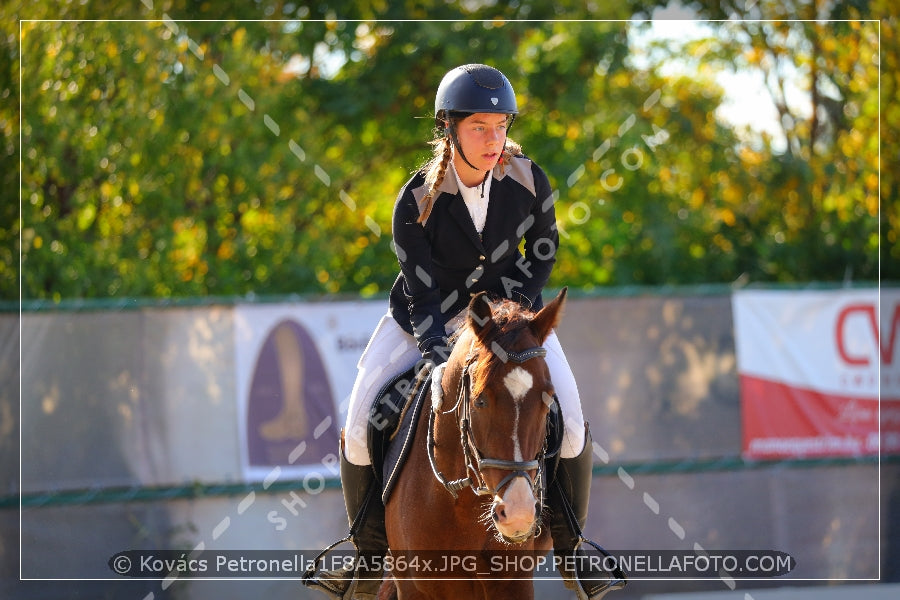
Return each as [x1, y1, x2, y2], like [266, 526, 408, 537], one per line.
[388, 154, 559, 354]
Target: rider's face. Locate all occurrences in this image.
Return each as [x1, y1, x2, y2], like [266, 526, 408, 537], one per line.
[451, 113, 509, 184]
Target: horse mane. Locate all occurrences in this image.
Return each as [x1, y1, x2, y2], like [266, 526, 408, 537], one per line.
[453, 297, 538, 398]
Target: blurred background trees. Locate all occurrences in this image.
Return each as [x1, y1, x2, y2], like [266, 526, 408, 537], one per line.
[1, 0, 893, 301]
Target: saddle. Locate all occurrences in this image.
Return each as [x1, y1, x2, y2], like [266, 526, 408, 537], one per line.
[367, 365, 565, 504]
[367, 366, 431, 503]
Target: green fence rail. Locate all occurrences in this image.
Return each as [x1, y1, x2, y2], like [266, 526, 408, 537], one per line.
[4, 281, 890, 313]
[5, 453, 896, 510]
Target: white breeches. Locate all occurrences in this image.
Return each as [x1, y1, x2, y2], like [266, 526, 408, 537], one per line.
[343, 313, 586, 466]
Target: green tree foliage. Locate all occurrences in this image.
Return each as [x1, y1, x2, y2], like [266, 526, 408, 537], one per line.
[1, 0, 889, 302]
[870, 0, 900, 273]
[636, 0, 887, 284]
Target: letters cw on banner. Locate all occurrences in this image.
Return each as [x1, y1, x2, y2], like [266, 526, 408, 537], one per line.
[234, 301, 385, 480]
[732, 288, 900, 459]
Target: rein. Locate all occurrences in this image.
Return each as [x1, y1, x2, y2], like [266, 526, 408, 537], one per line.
[427, 343, 549, 504]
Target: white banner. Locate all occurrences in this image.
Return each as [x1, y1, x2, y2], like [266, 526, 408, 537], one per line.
[234, 300, 385, 480]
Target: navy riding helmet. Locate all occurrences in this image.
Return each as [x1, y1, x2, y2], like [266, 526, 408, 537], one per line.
[434, 64, 518, 170]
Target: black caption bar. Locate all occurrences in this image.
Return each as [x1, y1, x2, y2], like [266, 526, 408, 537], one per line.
[109, 549, 795, 579]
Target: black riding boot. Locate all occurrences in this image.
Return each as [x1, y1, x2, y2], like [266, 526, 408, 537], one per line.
[547, 424, 627, 599]
[306, 442, 388, 600]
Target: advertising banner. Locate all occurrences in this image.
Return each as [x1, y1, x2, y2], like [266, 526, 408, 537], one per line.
[234, 300, 385, 480]
[733, 288, 899, 459]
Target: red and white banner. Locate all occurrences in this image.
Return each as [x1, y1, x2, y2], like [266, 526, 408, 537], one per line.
[733, 288, 900, 459]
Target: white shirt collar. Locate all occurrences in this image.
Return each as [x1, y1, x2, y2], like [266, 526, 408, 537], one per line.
[451, 163, 492, 233]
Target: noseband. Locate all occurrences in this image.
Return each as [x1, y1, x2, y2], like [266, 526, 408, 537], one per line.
[427, 343, 550, 505]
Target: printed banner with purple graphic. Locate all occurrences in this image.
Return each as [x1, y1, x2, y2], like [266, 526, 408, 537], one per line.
[733, 288, 900, 459]
[234, 300, 385, 480]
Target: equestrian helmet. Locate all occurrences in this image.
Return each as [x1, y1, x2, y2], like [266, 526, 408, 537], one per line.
[434, 64, 518, 119]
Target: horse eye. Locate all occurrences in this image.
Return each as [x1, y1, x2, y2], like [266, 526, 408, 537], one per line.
[473, 396, 487, 408]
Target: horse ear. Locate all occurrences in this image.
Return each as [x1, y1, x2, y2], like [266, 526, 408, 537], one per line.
[529, 287, 567, 343]
[467, 291, 495, 341]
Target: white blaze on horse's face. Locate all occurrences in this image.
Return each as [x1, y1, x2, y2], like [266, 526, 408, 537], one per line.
[492, 366, 537, 542]
[503, 367, 533, 461]
[503, 367, 533, 401]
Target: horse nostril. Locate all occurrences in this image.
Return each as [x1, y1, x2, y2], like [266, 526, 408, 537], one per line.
[494, 506, 506, 522]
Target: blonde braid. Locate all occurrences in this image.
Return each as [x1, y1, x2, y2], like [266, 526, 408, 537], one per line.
[417, 136, 452, 224]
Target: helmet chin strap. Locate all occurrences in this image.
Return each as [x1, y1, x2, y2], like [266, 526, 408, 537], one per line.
[449, 129, 492, 197]
[446, 122, 481, 172]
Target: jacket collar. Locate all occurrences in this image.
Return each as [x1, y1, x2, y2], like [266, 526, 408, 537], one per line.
[436, 170, 459, 195]
[437, 161, 505, 195]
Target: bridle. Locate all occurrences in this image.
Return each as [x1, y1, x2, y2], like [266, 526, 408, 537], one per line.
[426, 342, 554, 509]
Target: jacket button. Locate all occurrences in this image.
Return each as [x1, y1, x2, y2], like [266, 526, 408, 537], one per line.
[479, 255, 485, 260]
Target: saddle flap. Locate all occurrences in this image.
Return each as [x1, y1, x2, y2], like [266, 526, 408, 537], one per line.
[544, 396, 564, 481]
[367, 367, 429, 492]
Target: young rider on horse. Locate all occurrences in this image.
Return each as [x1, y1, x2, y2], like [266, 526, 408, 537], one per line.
[314, 64, 612, 600]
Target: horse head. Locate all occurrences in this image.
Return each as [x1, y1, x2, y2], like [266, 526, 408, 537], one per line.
[441, 287, 567, 544]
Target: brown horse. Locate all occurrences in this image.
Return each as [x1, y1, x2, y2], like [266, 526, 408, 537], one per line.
[380, 288, 568, 600]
